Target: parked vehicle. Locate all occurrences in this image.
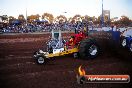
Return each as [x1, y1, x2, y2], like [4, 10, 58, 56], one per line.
[121, 28, 132, 52]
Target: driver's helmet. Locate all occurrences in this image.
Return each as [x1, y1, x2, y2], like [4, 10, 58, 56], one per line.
[70, 36, 75, 41]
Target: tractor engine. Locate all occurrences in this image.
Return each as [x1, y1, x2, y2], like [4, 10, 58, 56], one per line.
[47, 29, 66, 53]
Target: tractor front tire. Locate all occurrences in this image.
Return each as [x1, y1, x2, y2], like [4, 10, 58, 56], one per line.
[79, 38, 99, 59]
[36, 56, 46, 64]
[121, 38, 127, 47]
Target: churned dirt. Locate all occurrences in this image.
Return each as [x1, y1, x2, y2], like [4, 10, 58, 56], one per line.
[0, 33, 132, 88]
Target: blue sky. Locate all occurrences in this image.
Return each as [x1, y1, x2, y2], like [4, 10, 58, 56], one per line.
[0, 0, 132, 19]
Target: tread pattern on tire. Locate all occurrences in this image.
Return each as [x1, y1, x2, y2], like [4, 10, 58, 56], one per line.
[79, 38, 99, 59]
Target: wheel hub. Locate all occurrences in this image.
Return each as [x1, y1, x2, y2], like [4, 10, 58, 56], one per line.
[89, 45, 98, 56]
[130, 43, 132, 52]
[38, 57, 44, 64]
[122, 39, 126, 47]
[73, 53, 78, 58]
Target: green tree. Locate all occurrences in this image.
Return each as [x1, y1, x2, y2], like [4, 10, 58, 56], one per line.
[42, 13, 54, 23]
[9, 16, 16, 23]
[18, 14, 25, 23]
[55, 15, 67, 23]
[27, 14, 40, 23]
[119, 16, 131, 26]
[72, 14, 82, 23]
[1, 15, 8, 23]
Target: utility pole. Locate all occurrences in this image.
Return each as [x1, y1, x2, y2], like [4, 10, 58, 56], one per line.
[101, 0, 104, 27]
[26, 8, 27, 26]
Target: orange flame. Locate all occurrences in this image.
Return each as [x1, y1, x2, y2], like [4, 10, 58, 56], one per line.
[78, 65, 86, 76]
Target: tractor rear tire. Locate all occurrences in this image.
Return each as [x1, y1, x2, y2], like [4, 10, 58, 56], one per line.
[79, 38, 99, 59]
[129, 41, 132, 52]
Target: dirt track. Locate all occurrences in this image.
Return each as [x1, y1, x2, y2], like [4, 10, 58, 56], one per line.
[0, 33, 132, 88]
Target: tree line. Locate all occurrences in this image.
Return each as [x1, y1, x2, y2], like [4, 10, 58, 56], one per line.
[0, 13, 132, 26]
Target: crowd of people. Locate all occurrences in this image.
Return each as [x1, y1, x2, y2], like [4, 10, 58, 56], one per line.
[0, 21, 86, 33]
[0, 21, 130, 34]
[0, 20, 107, 33]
